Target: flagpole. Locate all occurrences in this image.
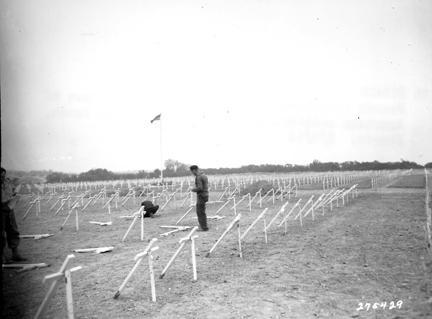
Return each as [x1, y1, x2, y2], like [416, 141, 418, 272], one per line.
[160, 116, 163, 182]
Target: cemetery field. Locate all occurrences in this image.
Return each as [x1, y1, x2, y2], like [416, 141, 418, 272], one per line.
[388, 174, 426, 189]
[2, 173, 432, 318]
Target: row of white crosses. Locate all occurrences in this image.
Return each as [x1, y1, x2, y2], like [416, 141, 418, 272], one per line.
[22, 196, 41, 220]
[120, 188, 137, 207]
[370, 169, 409, 189]
[35, 170, 406, 210]
[81, 189, 106, 211]
[119, 182, 358, 263]
[120, 190, 182, 241]
[25, 179, 360, 316]
[22, 190, 114, 231]
[205, 184, 359, 259]
[56, 194, 90, 231]
[322, 174, 358, 190]
[32, 172, 367, 212]
[39, 170, 377, 194]
[43, 173, 275, 198]
[24, 172, 361, 214]
[114, 227, 199, 302]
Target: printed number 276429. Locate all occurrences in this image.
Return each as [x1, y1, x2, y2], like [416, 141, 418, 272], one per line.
[356, 301, 403, 311]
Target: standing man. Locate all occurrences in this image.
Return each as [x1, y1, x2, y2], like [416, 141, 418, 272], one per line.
[1, 168, 26, 262]
[190, 165, 209, 231]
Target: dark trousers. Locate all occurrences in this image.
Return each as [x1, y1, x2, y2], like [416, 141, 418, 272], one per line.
[144, 205, 159, 218]
[196, 197, 208, 230]
[1, 204, 20, 250]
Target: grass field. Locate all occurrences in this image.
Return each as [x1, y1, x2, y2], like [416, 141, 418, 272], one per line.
[3, 177, 432, 318]
[388, 174, 426, 189]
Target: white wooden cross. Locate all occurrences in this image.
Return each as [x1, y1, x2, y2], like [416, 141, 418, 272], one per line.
[20, 234, 53, 240]
[240, 208, 268, 243]
[159, 225, 192, 237]
[34, 254, 82, 319]
[215, 198, 233, 215]
[55, 197, 70, 215]
[114, 238, 159, 301]
[293, 195, 314, 227]
[250, 188, 262, 206]
[159, 190, 177, 211]
[159, 227, 199, 281]
[73, 246, 114, 254]
[122, 206, 145, 242]
[22, 196, 41, 220]
[206, 214, 242, 258]
[60, 202, 80, 232]
[265, 201, 290, 232]
[3, 262, 49, 272]
[276, 198, 302, 234]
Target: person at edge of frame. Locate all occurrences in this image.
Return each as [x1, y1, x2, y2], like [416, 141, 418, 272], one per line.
[190, 165, 209, 231]
[1, 167, 26, 263]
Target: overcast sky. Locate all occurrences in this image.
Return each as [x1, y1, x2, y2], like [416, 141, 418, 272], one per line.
[1, 0, 431, 173]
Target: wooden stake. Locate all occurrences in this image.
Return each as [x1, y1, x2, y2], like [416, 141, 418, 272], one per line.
[141, 209, 144, 241]
[75, 209, 79, 232]
[206, 214, 241, 257]
[114, 259, 143, 299]
[215, 198, 231, 215]
[65, 270, 74, 319]
[191, 235, 198, 281]
[265, 201, 289, 231]
[148, 250, 156, 302]
[240, 208, 268, 241]
[122, 214, 139, 242]
[237, 222, 242, 258]
[108, 203, 112, 223]
[176, 206, 194, 225]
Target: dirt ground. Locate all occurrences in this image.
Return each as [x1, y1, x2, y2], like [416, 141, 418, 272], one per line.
[3, 186, 432, 318]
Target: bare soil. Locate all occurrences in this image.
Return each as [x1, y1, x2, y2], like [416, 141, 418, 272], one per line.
[3, 188, 432, 318]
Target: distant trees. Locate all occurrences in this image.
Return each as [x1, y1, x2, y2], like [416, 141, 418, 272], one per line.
[309, 160, 340, 172]
[77, 168, 115, 181]
[44, 159, 426, 183]
[8, 170, 48, 184]
[164, 159, 190, 177]
[425, 162, 432, 169]
[46, 172, 77, 183]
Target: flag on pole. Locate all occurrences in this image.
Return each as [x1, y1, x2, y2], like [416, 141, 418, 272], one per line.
[150, 114, 161, 123]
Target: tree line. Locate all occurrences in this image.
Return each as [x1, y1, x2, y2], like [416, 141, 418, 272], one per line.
[44, 159, 430, 183]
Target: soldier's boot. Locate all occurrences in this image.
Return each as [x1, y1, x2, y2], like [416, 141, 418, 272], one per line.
[11, 248, 27, 262]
